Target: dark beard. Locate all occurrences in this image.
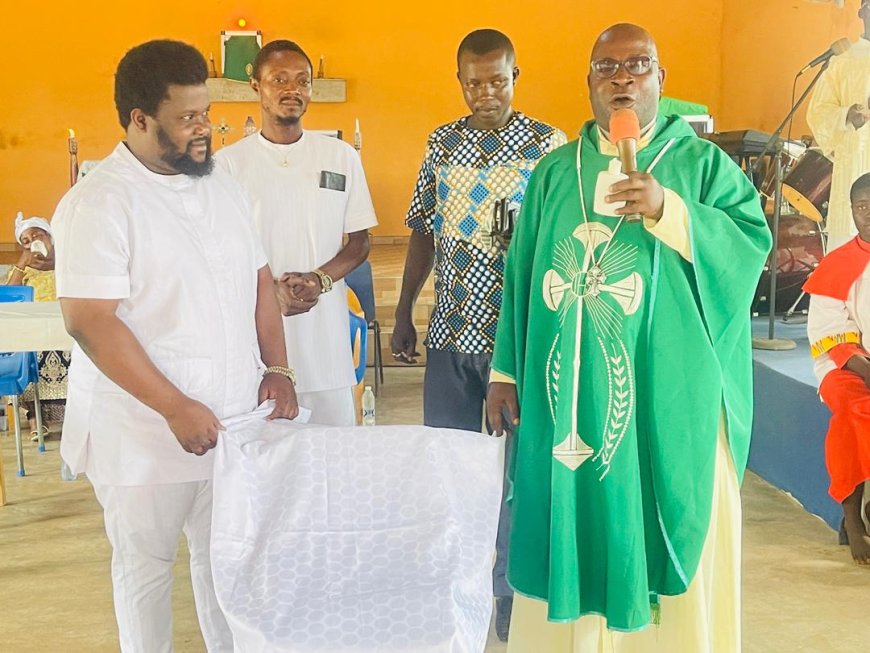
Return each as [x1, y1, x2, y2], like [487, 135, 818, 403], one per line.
[276, 114, 301, 127]
[157, 129, 214, 177]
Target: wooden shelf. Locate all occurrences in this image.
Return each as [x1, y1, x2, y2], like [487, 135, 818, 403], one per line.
[205, 77, 347, 103]
[312, 78, 347, 103]
[206, 78, 256, 102]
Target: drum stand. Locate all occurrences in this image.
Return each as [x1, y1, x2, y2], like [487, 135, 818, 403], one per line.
[753, 149, 797, 350]
[750, 59, 830, 351]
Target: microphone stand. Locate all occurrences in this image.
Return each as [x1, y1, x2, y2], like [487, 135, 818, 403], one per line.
[751, 59, 830, 352]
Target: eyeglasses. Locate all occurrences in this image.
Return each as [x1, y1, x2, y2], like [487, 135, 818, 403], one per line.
[590, 56, 658, 79]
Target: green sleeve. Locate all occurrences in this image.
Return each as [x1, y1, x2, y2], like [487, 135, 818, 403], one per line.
[687, 144, 772, 477]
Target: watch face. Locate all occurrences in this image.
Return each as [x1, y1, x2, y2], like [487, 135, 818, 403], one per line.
[316, 270, 333, 292]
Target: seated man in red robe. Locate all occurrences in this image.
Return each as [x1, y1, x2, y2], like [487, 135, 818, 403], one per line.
[805, 172, 870, 565]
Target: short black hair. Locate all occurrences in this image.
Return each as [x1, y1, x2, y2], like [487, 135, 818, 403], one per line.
[456, 29, 516, 68]
[114, 40, 208, 130]
[252, 40, 313, 80]
[851, 172, 870, 203]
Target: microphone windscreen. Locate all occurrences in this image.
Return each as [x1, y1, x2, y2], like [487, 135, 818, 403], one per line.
[610, 108, 641, 142]
[832, 37, 851, 56]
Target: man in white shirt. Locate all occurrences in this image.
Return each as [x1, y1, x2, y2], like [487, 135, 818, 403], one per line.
[53, 40, 298, 652]
[217, 40, 378, 426]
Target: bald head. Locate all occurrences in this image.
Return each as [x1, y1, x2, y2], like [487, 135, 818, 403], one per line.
[587, 23, 665, 130]
[591, 24, 658, 62]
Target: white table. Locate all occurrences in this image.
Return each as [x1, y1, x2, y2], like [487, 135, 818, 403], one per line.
[0, 302, 74, 352]
[0, 301, 73, 503]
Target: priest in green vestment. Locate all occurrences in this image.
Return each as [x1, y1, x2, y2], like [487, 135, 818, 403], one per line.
[487, 24, 771, 650]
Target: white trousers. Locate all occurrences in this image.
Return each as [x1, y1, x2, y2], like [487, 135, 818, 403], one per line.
[297, 387, 356, 426]
[92, 480, 233, 653]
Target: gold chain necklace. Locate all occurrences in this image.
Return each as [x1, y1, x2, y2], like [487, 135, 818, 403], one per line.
[261, 137, 295, 167]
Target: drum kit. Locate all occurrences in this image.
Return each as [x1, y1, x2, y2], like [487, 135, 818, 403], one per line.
[706, 49, 839, 347]
[754, 141, 832, 316]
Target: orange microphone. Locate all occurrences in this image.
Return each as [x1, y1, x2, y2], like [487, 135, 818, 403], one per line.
[609, 108, 642, 221]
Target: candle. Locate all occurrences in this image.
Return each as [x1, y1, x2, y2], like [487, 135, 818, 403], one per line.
[317, 55, 325, 79]
[68, 128, 79, 187]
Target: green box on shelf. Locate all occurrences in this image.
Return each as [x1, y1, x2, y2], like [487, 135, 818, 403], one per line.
[221, 31, 261, 82]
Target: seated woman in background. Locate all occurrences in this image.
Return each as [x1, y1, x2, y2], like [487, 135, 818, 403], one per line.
[5, 212, 69, 439]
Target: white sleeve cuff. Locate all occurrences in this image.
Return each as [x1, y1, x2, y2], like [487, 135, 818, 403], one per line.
[643, 188, 693, 262]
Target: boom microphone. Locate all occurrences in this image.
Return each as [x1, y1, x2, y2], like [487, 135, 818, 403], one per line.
[799, 38, 850, 75]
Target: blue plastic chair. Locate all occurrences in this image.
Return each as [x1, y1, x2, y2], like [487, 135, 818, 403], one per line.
[0, 285, 44, 476]
[345, 260, 383, 394]
[349, 311, 368, 385]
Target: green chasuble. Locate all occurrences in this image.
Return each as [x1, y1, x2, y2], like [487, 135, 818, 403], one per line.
[491, 115, 771, 632]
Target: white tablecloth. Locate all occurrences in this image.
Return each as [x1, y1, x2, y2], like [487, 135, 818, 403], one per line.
[211, 413, 505, 652]
[0, 302, 73, 352]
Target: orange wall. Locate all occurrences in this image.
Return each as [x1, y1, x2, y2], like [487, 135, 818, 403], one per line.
[1, 1, 725, 237]
[719, 0, 862, 135]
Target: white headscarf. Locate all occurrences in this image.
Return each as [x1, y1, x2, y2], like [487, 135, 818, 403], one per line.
[14, 211, 53, 245]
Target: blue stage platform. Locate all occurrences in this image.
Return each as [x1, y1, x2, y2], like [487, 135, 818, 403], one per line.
[749, 317, 840, 530]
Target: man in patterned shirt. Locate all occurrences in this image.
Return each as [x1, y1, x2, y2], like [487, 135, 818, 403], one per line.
[390, 27, 566, 641]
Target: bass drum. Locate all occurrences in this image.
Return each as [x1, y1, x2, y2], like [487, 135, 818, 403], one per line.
[753, 213, 824, 315]
[781, 148, 833, 224]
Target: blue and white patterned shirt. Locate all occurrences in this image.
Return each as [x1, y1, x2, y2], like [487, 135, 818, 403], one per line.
[406, 112, 567, 353]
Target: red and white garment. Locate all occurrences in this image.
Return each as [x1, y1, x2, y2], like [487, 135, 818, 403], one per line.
[805, 236, 870, 503]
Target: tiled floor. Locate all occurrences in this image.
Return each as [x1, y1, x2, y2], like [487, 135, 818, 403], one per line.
[1, 366, 868, 651]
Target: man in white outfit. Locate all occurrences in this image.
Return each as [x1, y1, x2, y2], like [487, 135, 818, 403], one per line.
[217, 40, 378, 426]
[53, 40, 298, 652]
[808, 0, 870, 250]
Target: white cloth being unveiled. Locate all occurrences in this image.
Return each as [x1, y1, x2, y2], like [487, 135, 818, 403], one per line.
[211, 415, 505, 653]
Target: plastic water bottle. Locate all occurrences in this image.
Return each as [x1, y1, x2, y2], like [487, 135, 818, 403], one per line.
[362, 386, 376, 426]
[60, 460, 76, 481]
